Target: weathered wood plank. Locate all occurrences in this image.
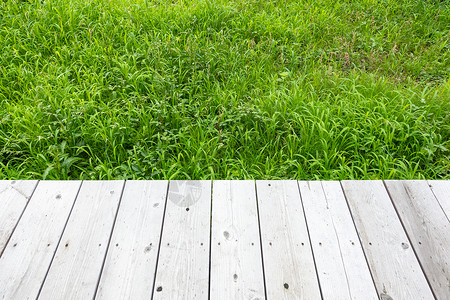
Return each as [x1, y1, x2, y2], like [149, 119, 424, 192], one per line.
[428, 180, 450, 219]
[0, 181, 81, 300]
[256, 180, 320, 299]
[300, 181, 378, 300]
[38, 180, 124, 299]
[210, 180, 265, 300]
[153, 180, 211, 299]
[385, 180, 449, 300]
[341, 180, 434, 300]
[96, 180, 168, 299]
[0, 180, 38, 255]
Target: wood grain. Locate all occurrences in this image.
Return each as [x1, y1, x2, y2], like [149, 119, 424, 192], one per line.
[38, 180, 124, 299]
[342, 180, 434, 300]
[256, 180, 320, 300]
[300, 181, 378, 300]
[153, 180, 211, 300]
[0, 181, 81, 300]
[0, 180, 38, 255]
[428, 180, 450, 219]
[1, 180, 447, 299]
[385, 180, 449, 300]
[210, 180, 265, 300]
[96, 180, 168, 300]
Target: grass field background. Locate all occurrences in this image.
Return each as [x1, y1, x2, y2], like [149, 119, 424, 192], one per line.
[0, 0, 449, 179]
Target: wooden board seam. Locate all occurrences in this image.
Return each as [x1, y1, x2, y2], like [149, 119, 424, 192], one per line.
[254, 180, 268, 300]
[35, 180, 83, 299]
[382, 180, 438, 300]
[296, 181, 324, 299]
[208, 181, 213, 300]
[322, 182, 353, 298]
[150, 180, 171, 300]
[427, 181, 450, 223]
[0, 180, 39, 258]
[92, 180, 127, 298]
[339, 181, 380, 298]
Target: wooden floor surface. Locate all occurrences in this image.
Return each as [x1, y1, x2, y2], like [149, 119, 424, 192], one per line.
[0, 180, 448, 300]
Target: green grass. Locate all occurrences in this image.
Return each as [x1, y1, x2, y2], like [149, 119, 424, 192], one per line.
[0, 0, 449, 180]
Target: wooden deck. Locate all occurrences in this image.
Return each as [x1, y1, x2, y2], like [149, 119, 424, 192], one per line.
[0, 180, 448, 300]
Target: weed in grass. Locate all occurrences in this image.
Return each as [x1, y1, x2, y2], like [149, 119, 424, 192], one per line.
[0, 0, 448, 179]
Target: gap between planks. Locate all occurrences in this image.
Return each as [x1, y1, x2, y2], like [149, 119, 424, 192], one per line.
[0, 180, 448, 300]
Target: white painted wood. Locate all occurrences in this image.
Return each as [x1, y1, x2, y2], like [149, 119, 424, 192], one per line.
[210, 180, 265, 300]
[299, 181, 378, 300]
[96, 180, 168, 299]
[341, 180, 435, 300]
[153, 180, 211, 299]
[0, 181, 81, 300]
[428, 180, 450, 219]
[0, 180, 38, 254]
[38, 180, 124, 299]
[385, 180, 450, 300]
[256, 180, 320, 300]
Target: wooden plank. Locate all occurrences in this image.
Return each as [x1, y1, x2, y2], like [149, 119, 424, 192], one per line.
[96, 180, 168, 299]
[210, 180, 265, 300]
[0, 180, 38, 254]
[153, 180, 211, 299]
[428, 180, 450, 218]
[0, 181, 81, 300]
[341, 180, 434, 300]
[256, 180, 320, 300]
[385, 180, 450, 300]
[299, 181, 378, 300]
[38, 180, 124, 299]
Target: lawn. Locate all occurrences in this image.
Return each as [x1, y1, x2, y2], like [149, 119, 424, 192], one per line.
[0, 0, 449, 180]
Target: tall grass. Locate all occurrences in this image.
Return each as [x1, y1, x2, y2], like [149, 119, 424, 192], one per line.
[0, 0, 449, 179]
